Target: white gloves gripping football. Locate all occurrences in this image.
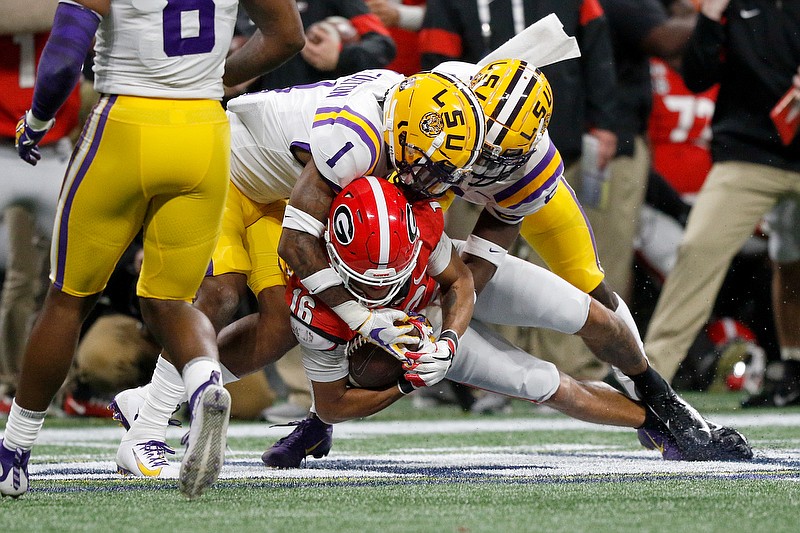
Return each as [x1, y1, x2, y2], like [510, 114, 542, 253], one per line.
[401, 329, 459, 391]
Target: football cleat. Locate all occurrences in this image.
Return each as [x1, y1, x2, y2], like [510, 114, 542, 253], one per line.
[179, 376, 230, 499]
[704, 422, 754, 461]
[0, 439, 30, 498]
[645, 392, 712, 458]
[109, 386, 182, 431]
[637, 425, 684, 461]
[116, 438, 179, 478]
[262, 415, 333, 468]
[638, 420, 753, 461]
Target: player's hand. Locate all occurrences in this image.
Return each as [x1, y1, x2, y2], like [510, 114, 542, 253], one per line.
[15, 111, 55, 166]
[356, 307, 418, 361]
[402, 339, 455, 388]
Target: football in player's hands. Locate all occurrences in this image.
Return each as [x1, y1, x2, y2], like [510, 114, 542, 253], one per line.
[347, 335, 406, 388]
[347, 320, 425, 388]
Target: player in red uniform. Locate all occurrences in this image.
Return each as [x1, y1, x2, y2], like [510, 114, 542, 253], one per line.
[270, 176, 749, 465]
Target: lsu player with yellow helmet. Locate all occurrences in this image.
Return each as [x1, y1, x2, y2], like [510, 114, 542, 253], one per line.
[110, 68, 488, 472]
[422, 58, 745, 459]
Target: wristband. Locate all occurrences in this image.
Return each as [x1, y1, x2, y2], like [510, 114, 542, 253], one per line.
[397, 377, 416, 395]
[282, 204, 326, 239]
[463, 234, 507, 268]
[331, 300, 370, 331]
[25, 111, 55, 132]
[438, 329, 459, 354]
[301, 267, 342, 294]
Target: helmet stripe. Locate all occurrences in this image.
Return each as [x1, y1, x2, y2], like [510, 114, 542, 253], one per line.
[365, 176, 391, 268]
[490, 64, 534, 146]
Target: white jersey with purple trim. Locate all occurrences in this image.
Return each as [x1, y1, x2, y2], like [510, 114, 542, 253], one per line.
[92, 0, 238, 99]
[451, 131, 564, 224]
[309, 69, 403, 190]
[225, 69, 403, 204]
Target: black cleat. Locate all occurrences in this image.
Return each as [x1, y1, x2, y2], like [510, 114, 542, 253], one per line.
[646, 392, 712, 458]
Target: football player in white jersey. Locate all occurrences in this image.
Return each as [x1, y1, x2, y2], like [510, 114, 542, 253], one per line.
[412, 59, 751, 460]
[274, 176, 751, 464]
[1, 0, 304, 500]
[109, 69, 487, 473]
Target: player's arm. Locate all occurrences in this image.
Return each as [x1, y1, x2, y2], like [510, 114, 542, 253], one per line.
[311, 377, 405, 425]
[400, 234, 474, 391]
[430, 240, 474, 340]
[224, 0, 305, 87]
[461, 209, 521, 296]
[279, 158, 351, 307]
[279, 160, 414, 348]
[15, 0, 105, 165]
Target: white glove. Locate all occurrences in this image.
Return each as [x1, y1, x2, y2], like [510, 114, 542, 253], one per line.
[332, 301, 418, 361]
[401, 330, 459, 388]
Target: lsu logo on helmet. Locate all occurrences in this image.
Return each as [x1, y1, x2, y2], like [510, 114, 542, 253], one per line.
[383, 72, 486, 198]
[419, 112, 444, 137]
[468, 59, 554, 185]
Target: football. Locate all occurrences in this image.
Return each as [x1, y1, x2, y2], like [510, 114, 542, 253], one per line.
[347, 323, 423, 389]
[347, 337, 405, 389]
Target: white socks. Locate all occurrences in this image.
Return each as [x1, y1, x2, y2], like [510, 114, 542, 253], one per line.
[3, 400, 46, 452]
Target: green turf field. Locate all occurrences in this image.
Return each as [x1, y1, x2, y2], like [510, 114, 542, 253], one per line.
[2, 392, 800, 533]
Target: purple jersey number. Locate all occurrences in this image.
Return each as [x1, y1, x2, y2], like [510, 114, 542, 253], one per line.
[163, 0, 216, 57]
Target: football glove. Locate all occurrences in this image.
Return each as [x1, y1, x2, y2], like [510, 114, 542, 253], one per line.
[402, 330, 459, 388]
[355, 307, 420, 361]
[16, 111, 55, 166]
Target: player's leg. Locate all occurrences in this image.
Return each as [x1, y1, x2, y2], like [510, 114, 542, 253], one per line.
[217, 199, 297, 376]
[114, 178, 255, 477]
[133, 97, 232, 498]
[517, 178, 719, 453]
[3, 97, 145, 497]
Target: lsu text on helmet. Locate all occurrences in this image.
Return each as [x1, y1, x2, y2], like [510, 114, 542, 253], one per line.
[383, 71, 486, 199]
[326, 176, 422, 307]
[468, 59, 553, 186]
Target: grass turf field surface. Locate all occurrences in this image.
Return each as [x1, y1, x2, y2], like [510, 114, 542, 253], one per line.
[2, 392, 800, 533]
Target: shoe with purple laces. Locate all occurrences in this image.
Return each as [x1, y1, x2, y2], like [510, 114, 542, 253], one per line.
[262, 415, 333, 468]
[116, 438, 179, 478]
[0, 439, 30, 498]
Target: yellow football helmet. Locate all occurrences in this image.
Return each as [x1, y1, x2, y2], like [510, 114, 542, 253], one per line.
[383, 71, 486, 198]
[469, 59, 553, 186]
